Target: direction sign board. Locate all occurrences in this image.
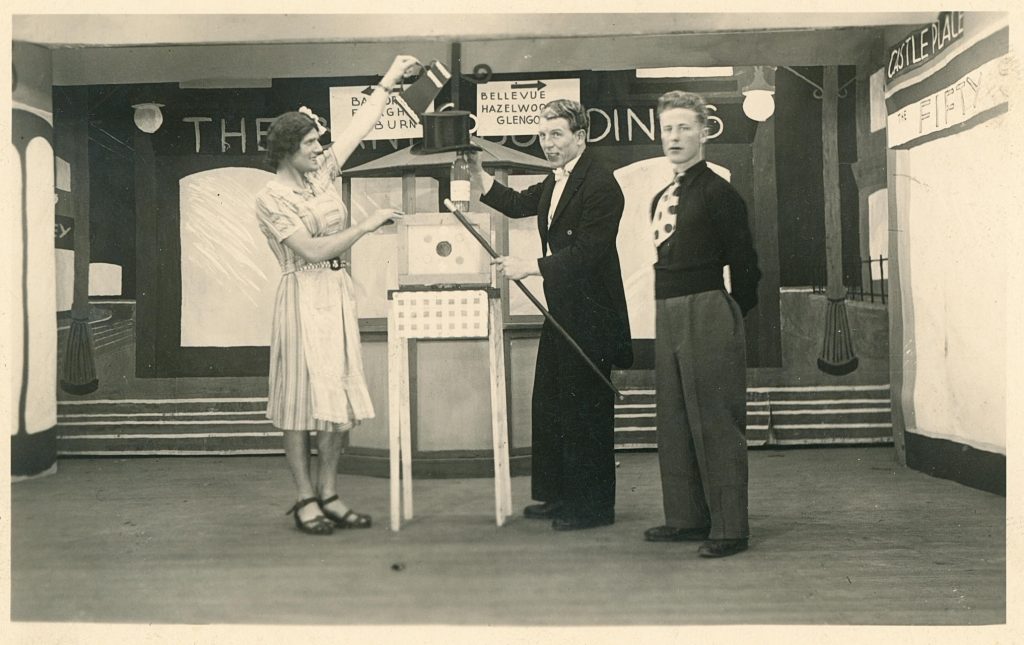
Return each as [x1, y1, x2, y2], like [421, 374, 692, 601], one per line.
[475, 78, 581, 136]
[328, 85, 432, 142]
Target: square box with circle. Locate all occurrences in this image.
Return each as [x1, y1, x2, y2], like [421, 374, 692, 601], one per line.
[398, 213, 493, 287]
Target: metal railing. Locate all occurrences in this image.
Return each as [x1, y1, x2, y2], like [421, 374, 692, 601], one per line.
[812, 255, 888, 304]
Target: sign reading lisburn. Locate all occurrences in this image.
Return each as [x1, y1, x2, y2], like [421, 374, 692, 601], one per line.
[328, 85, 429, 141]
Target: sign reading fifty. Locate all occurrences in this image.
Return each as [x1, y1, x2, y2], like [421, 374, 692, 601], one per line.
[328, 84, 429, 142]
[475, 79, 581, 136]
[887, 11, 966, 84]
[886, 55, 1008, 148]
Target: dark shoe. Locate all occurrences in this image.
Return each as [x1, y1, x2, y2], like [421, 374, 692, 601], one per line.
[698, 538, 749, 558]
[523, 501, 564, 520]
[286, 497, 333, 535]
[318, 495, 372, 529]
[552, 511, 614, 531]
[644, 525, 709, 542]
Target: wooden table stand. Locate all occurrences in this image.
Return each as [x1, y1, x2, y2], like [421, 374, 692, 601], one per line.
[387, 288, 513, 531]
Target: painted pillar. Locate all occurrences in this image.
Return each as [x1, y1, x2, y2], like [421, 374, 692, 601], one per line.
[11, 43, 59, 479]
[817, 65, 858, 375]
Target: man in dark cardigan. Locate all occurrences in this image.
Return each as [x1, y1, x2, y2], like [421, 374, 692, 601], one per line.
[467, 99, 632, 531]
[643, 91, 761, 557]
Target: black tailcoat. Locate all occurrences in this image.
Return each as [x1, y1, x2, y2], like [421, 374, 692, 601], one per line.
[481, 148, 632, 516]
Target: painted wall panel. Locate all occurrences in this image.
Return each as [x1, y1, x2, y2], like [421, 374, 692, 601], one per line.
[867, 188, 889, 275]
[8, 140, 26, 437]
[902, 114, 1007, 453]
[885, 12, 1011, 458]
[55, 249, 74, 312]
[88, 263, 123, 297]
[179, 167, 277, 347]
[24, 138, 58, 434]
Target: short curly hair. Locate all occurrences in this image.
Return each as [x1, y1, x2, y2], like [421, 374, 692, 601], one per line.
[540, 98, 590, 134]
[265, 111, 319, 169]
[656, 91, 709, 126]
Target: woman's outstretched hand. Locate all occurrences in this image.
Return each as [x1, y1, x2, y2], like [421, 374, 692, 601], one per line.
[362, 208, 404, 233]
[381, 55, 422, 90]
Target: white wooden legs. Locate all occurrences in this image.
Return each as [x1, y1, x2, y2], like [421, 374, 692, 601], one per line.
[387, 311, 408, 532]
[398, 337, 413, 523]
[488, 297, 514, 526]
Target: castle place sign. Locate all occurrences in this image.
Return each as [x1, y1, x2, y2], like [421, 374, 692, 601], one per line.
[887, 11, 965, 84]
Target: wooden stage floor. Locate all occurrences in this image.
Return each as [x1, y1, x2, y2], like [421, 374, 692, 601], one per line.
[10, 447, 1005, 626]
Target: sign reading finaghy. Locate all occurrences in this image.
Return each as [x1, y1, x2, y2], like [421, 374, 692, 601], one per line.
[475, 79, 581, 136]
[328, 84, 429, 142]
[886, 11, 965, 84]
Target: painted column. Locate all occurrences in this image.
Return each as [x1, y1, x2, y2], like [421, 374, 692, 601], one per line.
[11, 43, 59, 478]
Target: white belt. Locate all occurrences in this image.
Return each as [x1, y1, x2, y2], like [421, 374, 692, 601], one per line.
[297, 258, 349, 272]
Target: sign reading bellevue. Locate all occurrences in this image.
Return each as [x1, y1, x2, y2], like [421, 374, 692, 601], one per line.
[328, 85, 430, 142]
[475, 79, 581, 136]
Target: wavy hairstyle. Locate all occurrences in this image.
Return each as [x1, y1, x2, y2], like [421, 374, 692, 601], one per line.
[264, 111, 319, 169]
[540, 98, 590, 134]
[656, 91, 708, 125]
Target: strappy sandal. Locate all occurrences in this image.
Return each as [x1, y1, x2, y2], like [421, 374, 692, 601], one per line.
[318, 495, 372, 529]
[286, 497, 334, 535]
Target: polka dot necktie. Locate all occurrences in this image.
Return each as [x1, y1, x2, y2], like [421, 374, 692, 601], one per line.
[652, 174, 683, 247]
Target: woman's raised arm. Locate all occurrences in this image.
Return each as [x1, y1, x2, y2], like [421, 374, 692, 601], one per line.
[328, 55, 421, 167]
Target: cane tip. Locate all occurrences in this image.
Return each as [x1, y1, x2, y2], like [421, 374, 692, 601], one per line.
[443, 198, 456, 212]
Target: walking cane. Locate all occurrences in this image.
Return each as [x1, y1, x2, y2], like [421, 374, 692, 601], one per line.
[443, 199, 624, 401]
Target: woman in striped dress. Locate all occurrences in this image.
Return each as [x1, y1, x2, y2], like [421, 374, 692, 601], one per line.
[255, 54, 419, 535]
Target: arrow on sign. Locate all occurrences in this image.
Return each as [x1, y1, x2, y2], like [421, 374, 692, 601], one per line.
[511, 81, 547, 90]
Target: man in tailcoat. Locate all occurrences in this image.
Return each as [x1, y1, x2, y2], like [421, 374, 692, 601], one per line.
[467, 99, 632, 530]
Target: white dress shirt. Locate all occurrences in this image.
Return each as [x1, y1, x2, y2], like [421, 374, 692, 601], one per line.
[547, 153, 583, 222]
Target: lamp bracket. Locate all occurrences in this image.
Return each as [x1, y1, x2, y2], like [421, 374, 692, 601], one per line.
[781, 66, 855, 100]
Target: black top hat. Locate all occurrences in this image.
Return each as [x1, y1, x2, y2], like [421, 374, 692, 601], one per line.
[411, 111, 482, 155]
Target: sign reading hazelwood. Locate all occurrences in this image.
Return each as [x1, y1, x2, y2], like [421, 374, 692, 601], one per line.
[475, 79, 581, 136]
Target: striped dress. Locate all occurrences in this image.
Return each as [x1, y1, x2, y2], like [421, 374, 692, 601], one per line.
[254, 152, 374, 431]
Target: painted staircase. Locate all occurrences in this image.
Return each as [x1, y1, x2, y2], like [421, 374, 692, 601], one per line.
[615, 384, 892, 449]
[56, 385, 892, 456]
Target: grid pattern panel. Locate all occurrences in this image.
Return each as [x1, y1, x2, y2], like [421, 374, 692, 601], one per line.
[393, 290, 489, 339]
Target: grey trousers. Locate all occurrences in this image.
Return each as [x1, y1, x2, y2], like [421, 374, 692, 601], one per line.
[655, 290, 749, 540]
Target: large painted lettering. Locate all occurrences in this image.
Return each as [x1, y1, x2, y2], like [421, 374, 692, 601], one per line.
[886, 12, 965, 83]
